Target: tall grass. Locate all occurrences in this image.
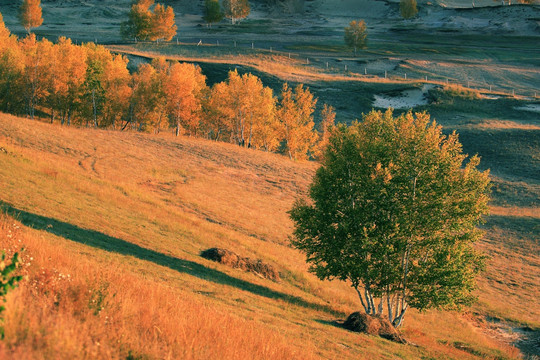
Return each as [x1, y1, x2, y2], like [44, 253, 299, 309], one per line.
[0, 114, 532, 359]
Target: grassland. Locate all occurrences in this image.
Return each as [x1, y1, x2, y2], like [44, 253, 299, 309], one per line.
[0, 112, 537, 359]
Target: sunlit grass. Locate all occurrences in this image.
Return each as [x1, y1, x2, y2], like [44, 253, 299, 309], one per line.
[0, 113, 534, 358]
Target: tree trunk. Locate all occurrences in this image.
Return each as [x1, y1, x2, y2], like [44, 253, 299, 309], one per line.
[92, 89, 97, 127]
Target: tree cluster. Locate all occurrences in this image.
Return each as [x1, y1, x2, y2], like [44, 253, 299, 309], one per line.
[290, 110, 490, 327]
[0, 16, 333, 161]
[121, 0, 177, 41]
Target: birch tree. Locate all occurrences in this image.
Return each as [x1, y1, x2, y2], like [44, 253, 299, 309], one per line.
[19, 0, 43, 34]
[222, 0, 250, 24]
[290, 110, 490, 327]
[277, 83, 317, 160]
[344, 20, 367, 56]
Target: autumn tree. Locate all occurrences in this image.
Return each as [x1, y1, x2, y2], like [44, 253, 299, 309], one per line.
[121, 0, 153, 41]
[400, 0, 418, 19]
[313, 103, 335, 160]
[19, 34, 54, 119]
[101, 54, 132, 128]
[203, 0, 224, 27]
[277, 83, 317, 160]
[206, 70, 277, 148]
[344, 20, 367, 56]
[290, 110, 490, 327]
[204, 81, 234, 141]
[0, 13, 25, 113]
[222, 0, 250, 25]
[52, 37, 87, 125]
[19, 0, 43, 34]
[129, 63, 162, 131]
[163, 61, 207, 136]
[151, 3, 177, 42]
[121, 0, 176, 41]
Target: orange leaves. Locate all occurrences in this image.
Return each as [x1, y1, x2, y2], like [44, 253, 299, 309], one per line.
[151, 4, 177, 42]
[278, 83, 318, 160]
[163, 62, 206, 135]
[19, 0, 43, 34]
[121, 0, 177, 41]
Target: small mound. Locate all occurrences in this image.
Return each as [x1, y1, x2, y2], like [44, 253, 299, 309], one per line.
[343, 312, 407, 344]
[201, 248, 280, 282]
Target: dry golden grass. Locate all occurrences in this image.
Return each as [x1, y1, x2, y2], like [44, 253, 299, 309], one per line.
[107, 45, 424, 86]
[0, 113, 533, 359]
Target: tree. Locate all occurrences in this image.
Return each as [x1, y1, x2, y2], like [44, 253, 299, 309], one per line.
[163, 61, 207, 136]
[205, 70, 277, 148]
[121, 0, 154, 41]
[290, 110, 490, 327]
[129, 62, 166, 132]
[203, 0, 224, 27]
[20, 34, 54, 120]
[344, 20, 367, 56]
[121, 0, 176, 42]
[151, 3, 177, 42]
[222, 0, 250, 25]
[277, 83, 317, 160]
[400, 0, 418, 19]
[53, 37, 87, 125]
[19, 0, 43, 34]
[313, 103, 335, 160]
[0, 13, 25, 114]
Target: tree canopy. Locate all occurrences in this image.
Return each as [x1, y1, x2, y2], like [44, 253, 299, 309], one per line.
[203, 0, 224, 26]
[400, 0, 418, 19]
[290, 110, 490, 327]
[19, 0, 43, 34]
[344, 20, 367, 56]
[121, 0, 177, 41]
[222, 0, 250, 25]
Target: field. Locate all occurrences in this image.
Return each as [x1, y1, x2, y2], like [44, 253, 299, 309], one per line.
[0, 0, 539, 358]
[0, 113, 537, 359]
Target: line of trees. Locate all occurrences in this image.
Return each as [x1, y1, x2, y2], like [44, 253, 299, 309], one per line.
[0, 16, 333, 160]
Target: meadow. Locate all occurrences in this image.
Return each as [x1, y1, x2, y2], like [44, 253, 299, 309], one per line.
[0, 111, 537, 359]
[0, 0, 539, 358]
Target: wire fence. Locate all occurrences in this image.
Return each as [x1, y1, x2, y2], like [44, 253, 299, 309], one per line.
[62, 35, 540, 101]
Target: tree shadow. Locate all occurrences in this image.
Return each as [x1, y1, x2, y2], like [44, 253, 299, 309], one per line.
[1, 201, 344, 316]
[314, 318, 345, 329]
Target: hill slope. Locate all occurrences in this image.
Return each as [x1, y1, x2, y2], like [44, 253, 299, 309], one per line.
[0, 114, 537, 359]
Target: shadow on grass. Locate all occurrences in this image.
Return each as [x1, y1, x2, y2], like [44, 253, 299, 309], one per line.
[314, 319, 345, 329]
[1, 201, 344, 316]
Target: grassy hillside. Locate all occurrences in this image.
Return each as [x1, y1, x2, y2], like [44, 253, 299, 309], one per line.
[0, 113, 537, 359]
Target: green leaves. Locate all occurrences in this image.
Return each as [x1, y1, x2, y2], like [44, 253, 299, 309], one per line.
[290, 110, 490, 326]
[0, 250, 24, 339]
